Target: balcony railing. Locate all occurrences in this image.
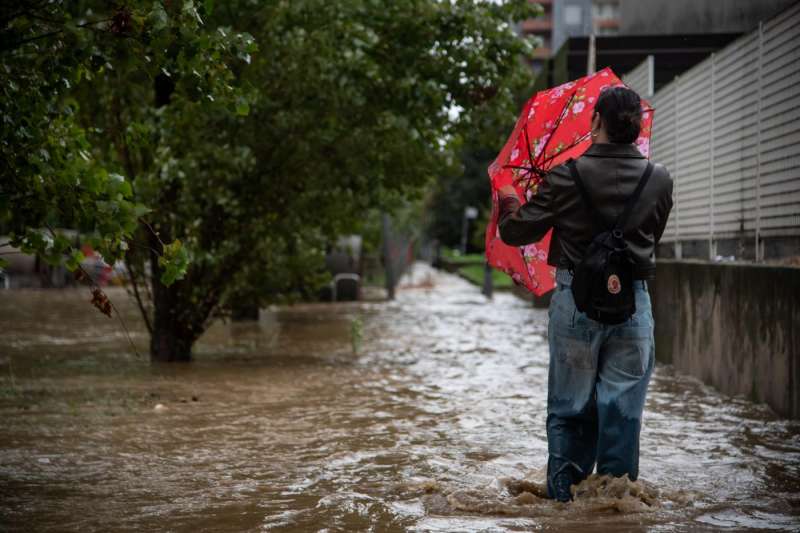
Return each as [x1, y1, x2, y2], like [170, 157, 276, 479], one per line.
[521, 18, 552, 32]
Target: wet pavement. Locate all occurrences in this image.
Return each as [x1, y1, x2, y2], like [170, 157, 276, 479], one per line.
[1, 263, 798, 532]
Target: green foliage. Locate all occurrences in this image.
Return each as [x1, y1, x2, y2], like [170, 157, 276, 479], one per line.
[458, 264, 513, 289]
[3, 0, 538, 358]
[441, 247, 485, 265]
[423, 2, 543, 253]
[178, 0, 538, 324]
[158, 239, 189, 286]
[350, 316, 363, 355]
[1, 0, 254, 282]
[425, 144, 499, 251]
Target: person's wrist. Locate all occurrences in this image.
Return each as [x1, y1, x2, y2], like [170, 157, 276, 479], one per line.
[498, 185, 516, 198]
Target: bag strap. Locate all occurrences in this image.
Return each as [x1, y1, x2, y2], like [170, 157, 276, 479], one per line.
[614, 161, 654, 231]
[567, 159, 609, 229]
[567, 158, 654, 232]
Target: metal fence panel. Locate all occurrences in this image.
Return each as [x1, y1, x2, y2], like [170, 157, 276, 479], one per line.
[651, 82, 678, 241]
[759, 8, 800, 239]
[623, 55, 654, 98]
[643, 2, 800, 258]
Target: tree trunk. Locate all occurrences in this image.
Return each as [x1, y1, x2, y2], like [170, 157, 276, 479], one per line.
[231, 302, 259, 321]
[149, 276, 196, 362]
[150, 321, 194, 362]
[146, 219, 202, 361]
[147, 69, 194, 362]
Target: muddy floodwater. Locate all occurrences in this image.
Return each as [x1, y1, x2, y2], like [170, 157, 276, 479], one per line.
[1, 263, 799, 532]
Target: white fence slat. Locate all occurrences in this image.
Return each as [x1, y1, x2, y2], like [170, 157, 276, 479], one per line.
[653, 4, 800, 249]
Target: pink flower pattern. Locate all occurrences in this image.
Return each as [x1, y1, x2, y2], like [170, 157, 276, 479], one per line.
[636, 137, 650, 157]
[523, 243, 547, 262]
[486, 67, 654, 296]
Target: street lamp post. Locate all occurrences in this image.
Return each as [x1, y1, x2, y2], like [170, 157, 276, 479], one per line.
[461, 206, 479, 254]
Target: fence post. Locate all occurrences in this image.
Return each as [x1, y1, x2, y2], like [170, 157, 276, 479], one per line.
[461, 206, 478, 254]
[709, 53, 716, 260]
[381, 212, 395, 300]
[755, 21, 764, 262]
[482, 262, 493, 299]
[673, 75, 682, 260]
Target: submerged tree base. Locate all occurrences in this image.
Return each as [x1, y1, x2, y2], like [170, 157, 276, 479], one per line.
[150, 330, 194, 362]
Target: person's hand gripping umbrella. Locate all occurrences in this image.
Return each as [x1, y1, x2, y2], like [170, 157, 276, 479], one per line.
[485, 67, 654, 295]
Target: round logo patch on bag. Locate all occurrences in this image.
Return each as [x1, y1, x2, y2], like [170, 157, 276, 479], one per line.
[607, 274, 621, 294]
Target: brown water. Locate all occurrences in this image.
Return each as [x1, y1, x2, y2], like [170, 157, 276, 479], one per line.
[1, 263, 798, 532]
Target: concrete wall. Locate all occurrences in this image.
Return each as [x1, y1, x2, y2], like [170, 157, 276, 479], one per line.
[620, 0, 796, 36]
[651, 260, 800, 419]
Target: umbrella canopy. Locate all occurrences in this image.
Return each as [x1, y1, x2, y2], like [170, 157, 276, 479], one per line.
[484, 67, 654, 296]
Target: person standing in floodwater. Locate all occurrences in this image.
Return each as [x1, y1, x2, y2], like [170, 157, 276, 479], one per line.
[497, 86, 674, 502]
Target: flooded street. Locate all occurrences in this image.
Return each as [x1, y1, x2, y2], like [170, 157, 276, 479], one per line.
[1, 263, 799, 532]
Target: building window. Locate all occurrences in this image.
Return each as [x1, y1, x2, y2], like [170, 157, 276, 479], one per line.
[564, 5, 583, 26]
[592, 1, 619, 21]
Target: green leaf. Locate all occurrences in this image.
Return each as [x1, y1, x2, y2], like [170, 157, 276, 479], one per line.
[65, 249, 85, 271]
[158, 239, 190, 286]
[235, 97, 250, 116]
[149, 4, 169, 31]
[109, 173, 133, 197]
[133, 203, 152, 217]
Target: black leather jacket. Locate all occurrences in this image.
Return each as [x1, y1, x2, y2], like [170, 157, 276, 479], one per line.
[498, 143, 673, 280]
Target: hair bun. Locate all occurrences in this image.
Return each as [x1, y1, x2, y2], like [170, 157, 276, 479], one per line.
[594, 87, 643, 143]
[620, 111, 640, 124]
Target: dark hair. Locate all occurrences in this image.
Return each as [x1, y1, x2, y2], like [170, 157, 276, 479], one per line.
[594, 86, 642, 143]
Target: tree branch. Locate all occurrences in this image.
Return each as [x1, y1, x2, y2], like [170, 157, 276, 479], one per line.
[2, 17, 114, 52]
[140, 218, 166, 251]
[43, 224, 143, 358]
[0, 0, 50, 26]
[125, 255, 153, 336]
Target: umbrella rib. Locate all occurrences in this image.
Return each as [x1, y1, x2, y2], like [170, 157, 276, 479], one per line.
[502, 125, 547, 192]
[503, 99, 552, 192]
[523, 123, 535, 168]
[519, 126, 539, 192]
[538, 131, 592, 168]
[502, 90, 590, 191]
[503, 90, 578, 196]
[535, 90, 577, 169]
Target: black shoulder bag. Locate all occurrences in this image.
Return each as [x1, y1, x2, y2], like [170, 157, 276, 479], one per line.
[566, 159, 654, 325]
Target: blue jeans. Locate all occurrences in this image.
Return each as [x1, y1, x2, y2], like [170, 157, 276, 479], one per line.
[546, 269, 655, 498]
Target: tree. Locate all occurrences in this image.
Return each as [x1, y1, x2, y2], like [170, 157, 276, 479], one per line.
[424, 3, 542, 254]
[205, 0, 539, 317]
[1, 0, 253, 302]
[3, 0, 537, 361]
[425, 143, 496, 252]
[2, 0, 255, 355]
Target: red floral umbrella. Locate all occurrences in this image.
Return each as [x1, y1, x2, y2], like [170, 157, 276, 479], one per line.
[484, 67, 654, 296]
